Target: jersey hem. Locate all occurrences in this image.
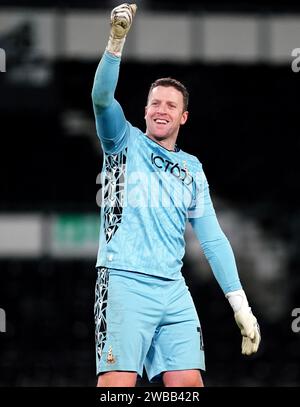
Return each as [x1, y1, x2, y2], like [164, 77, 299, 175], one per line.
[95, 261, 183, 281]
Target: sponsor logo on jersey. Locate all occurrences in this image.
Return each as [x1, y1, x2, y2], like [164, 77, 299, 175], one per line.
[151, 153, 193, 186]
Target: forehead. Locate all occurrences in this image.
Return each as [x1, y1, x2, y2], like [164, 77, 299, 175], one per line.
[149, 86, 183, 104]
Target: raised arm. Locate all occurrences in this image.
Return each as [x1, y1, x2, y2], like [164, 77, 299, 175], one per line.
[188, 168, 261, 355]
[91, 3, 137, 154]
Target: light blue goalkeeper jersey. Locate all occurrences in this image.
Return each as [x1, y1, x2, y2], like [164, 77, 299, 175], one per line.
[92, 51, 242, 294]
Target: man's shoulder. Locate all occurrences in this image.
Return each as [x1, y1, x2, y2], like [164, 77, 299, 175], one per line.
[178, 149, 202, 168]
[126, 121, 145, 141]
[127, 121, 143, 134]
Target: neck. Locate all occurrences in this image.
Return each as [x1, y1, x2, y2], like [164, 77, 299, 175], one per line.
[146, 133, 177, 151]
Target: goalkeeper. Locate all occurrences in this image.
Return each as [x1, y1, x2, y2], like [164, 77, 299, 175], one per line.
[92, 3, 261, 387]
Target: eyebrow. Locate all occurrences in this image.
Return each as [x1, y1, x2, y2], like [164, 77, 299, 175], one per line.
[151, 99, 178, 105]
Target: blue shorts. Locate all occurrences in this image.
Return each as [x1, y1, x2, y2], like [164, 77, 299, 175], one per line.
[94, 267, 205, 382]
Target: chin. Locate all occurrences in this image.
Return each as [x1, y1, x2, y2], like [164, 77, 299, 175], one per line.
[153, 135, 166, 140]
[152, 132, 169, 140]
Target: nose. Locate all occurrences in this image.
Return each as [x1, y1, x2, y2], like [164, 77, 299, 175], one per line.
[157, 103, 167, 114]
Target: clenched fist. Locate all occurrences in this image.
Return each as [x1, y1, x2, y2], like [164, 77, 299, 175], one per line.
[106, 3, 137, 56]
[110, 3, 137, 39]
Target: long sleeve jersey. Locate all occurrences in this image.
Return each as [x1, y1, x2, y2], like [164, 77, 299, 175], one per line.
[92, 51, 242, 294]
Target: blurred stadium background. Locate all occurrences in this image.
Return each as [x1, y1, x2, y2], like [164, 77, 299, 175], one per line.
[0, 0, 300, 386]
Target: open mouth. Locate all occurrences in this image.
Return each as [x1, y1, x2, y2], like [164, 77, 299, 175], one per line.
[154, 119, 169, 125]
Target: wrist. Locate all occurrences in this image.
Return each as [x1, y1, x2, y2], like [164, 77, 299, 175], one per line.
[106, 35, 126, 57]
[225, 289, 249, 313]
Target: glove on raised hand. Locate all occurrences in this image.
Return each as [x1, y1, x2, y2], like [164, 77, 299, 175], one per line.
[106, 3, 137, 57]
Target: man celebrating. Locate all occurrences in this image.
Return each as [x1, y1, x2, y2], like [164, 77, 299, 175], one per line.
[92, 3, 260, 387]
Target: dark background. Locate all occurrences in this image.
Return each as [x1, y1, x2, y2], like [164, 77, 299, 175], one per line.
[0, 1, 300, 387]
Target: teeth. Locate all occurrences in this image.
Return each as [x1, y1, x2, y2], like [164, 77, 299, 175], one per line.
[155, 119, 168, 124]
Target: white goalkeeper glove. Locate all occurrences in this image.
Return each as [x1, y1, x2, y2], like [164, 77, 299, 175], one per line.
[106, 3, 137, 57]
[226, 289, 261, 355]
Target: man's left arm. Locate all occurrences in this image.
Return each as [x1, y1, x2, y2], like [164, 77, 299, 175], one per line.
[188, 171, 261, 355]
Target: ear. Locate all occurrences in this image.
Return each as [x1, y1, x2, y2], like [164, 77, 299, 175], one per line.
[180, 111, 189, 125]
[144, 105, 148, 119]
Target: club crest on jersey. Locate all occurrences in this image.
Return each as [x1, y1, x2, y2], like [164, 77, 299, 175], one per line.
[151, 153, 193, 186]
[182, 160, 190, 175]
[106, 346, 116, 364]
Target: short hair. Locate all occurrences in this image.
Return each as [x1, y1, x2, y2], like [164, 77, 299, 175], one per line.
[147, 77, 189, 112]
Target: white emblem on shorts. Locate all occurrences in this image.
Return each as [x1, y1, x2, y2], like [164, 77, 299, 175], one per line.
[107, 346, 116, 364]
